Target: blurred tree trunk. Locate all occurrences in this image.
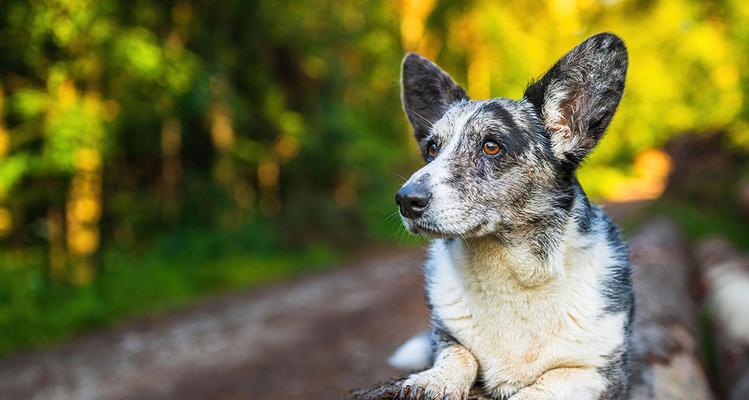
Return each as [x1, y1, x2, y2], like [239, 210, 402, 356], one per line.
[161, 117, 182, 221]
[66, 147, 103, 286]
[47, 208, 66, 281]
[347, 219, 714, 400]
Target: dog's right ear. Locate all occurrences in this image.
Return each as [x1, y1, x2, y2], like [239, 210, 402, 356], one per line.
[401, 53, 468, 148]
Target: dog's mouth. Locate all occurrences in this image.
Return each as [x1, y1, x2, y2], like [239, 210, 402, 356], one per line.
[407, 221, 443, 237]
[404, 217, 489, 238]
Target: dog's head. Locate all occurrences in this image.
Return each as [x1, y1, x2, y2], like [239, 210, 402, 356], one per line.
[396, 33, 628, 238]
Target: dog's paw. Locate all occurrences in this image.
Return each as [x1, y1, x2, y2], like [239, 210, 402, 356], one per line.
[399, 368, 471, 400]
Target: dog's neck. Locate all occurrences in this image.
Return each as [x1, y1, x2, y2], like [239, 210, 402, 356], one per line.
[447, 185, 593, 288]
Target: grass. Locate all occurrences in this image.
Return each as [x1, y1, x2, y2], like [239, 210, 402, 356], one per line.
[0, 224, 338, 357]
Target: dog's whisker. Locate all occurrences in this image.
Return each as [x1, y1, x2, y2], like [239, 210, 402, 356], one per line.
[382, 211, 401, 224]
[410, 109, 435, 129]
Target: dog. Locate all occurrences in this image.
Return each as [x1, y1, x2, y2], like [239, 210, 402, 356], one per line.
[390, 33, 633, 399]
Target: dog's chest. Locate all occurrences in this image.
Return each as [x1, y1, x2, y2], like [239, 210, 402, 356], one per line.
[426, 239, 626, 397]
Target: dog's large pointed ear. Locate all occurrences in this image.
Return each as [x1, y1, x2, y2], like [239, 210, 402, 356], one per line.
[524, 33, 628, 165]
[401, 53, 468, 147]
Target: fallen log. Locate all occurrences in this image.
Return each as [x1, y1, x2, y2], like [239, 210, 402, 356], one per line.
[346, 377, 490, 400]
[627, 218, 713, 400]
[346, 218, 713, 399]
[696, 238, 749, 400]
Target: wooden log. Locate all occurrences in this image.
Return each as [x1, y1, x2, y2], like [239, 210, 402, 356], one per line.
[628, 218, 713, 400]
[696, 238, 749, 400]
[346, 218, 713, 399]
[345, 377, 491, 400]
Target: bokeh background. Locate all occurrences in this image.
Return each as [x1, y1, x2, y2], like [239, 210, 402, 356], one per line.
[2, 0, 749, 398]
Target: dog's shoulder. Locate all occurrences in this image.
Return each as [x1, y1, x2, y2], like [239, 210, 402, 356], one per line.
[586, 204, 634, 318]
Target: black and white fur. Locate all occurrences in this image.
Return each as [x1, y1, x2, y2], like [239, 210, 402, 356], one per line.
[391, 33, 633, 399]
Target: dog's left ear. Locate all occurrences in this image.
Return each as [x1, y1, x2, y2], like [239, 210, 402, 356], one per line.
[524, 33, 628, 165]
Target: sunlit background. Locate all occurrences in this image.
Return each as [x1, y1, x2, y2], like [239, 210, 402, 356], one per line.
[1, 0, 749, 375]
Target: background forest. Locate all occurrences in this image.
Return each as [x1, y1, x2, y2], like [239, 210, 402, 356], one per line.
[1, 0, 749, 356]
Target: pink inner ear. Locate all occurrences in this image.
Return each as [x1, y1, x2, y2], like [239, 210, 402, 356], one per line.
[545, 89, 581, 144]
[548, 122, 572, 141]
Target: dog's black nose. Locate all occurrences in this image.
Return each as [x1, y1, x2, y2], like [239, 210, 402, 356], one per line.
[395, 183, 432, 219]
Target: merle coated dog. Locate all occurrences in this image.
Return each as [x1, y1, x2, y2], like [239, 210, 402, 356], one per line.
[390, 33, 633, 399]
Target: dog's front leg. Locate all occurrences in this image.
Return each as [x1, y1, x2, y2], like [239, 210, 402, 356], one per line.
[400, 343, 478, 400]
[507, 367, 608, 400]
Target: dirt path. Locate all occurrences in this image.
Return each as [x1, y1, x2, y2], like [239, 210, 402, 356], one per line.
[0, 249, 429, 400]
[0, 201, 646, 400]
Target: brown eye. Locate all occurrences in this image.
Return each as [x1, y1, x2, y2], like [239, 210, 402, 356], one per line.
[482, 141, 502, 156]
[427, 142, 439, 159]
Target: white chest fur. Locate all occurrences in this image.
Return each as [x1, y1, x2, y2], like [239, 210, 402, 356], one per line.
[426, 235, 626, 398]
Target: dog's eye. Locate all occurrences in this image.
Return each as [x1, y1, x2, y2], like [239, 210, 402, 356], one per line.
[427, 142, 439, 159]
[482, 141, 502, 156]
